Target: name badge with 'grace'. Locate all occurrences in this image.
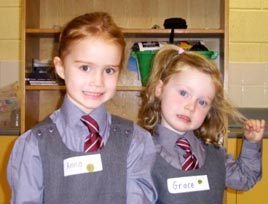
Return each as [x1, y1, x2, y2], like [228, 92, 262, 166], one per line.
[167, 175, 210, 194]
[63, 154, 103, 176]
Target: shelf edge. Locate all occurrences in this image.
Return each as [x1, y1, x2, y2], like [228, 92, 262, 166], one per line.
[25, 85, 143, 91]
[26, 28, 224, 35]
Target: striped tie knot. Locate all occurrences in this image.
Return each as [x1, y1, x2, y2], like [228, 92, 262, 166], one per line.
[81, 115, 99, 133]
[177, 138, 192, 158]
[176, 137, 199, 171]
[81, 115, 103, 152]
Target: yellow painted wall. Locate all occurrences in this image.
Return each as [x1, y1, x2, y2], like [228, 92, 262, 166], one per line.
[228, 0, 268, 108]
[0, 0, 20, 87]
[0, 1, 20, 203]
[0, 0, 20, 61]
[229, 0, 268, 62]
[228, 2, 268, 202]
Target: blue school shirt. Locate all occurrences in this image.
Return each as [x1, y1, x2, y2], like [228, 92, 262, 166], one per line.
[7, 96, 157, 204]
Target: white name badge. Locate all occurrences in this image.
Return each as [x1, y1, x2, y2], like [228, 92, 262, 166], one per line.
[167, 175, 210, 194]
[63, 154, 103, 177]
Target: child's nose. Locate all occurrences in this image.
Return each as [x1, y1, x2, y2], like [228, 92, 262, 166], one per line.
[184, 100, 196, 112]
[90, 71, 103, 86]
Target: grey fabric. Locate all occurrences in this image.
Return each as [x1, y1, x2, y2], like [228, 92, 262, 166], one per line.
[35, 115, 133, 204]
[152, 144, 225, 204]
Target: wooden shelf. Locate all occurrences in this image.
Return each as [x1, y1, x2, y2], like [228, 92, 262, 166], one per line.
[123, 28, 224, 37]
[25, 85, 66, 90]
[25, 85, 143, 91]
[26, 28, 224, 38]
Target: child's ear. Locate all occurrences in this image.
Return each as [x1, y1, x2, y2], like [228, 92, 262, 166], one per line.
[54, 56, 65, 79]
[155, 80, 164, 97]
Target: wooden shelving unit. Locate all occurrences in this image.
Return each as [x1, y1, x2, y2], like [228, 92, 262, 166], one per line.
[20, 0, 228, 133]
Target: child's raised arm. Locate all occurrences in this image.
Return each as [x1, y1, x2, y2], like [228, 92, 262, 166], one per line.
[244, 119, 266, 142]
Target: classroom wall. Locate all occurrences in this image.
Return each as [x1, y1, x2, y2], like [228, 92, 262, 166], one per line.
[0, 1, 20, 203]
[228, 0, 268, 107]
[0, 0, 267, 107]
[0, 0, 20, 88]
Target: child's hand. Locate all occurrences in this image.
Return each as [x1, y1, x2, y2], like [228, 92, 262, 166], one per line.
[244, 119, 265, 143]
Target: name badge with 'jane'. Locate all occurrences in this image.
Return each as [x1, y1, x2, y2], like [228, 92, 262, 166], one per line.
[167, 175, 210, 194]
[63, 154, 103, 177]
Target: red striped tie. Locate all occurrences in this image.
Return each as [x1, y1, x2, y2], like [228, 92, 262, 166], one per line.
[176, 137, 199, 171]
[81, 115, 103, 152]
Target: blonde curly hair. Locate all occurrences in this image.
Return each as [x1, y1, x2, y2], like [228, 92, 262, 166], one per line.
[138, 44, 246, 146]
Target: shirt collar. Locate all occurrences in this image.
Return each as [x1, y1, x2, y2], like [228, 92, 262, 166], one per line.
[60, 96, 110, 136]
[154, 124, 198, 148]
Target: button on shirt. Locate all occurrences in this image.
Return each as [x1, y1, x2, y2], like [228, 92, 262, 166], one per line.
[7, 96, 157, 204]
[153, 124, 262, 191]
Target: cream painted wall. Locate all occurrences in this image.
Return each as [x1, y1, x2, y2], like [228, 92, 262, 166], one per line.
[229, 0, 268, 62]
[0, 1, 20, 202]
[0, 0, 20, 88]
[228, 0, 268, 107]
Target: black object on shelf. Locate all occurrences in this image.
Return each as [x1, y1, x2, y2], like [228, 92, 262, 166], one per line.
[189, 42, 209, 51]
[164, 17, 187, 44]
[26, 58, 65, 85]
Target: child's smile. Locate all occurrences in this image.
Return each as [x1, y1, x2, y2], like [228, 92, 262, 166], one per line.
[55, 37, 122, 113]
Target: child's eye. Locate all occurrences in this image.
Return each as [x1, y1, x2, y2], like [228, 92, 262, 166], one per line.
[105, 67, 117, 75]
[198, 99, 208, 107]
[179, 90, 188, 97]
[80, 65, 91, 72]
